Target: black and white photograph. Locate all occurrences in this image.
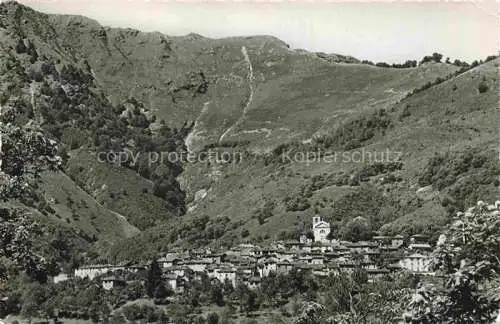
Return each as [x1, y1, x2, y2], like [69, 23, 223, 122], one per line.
[0, 0, 499, 323]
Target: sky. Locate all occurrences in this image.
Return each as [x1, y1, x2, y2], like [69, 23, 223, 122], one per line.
[17, 0, 499, 63]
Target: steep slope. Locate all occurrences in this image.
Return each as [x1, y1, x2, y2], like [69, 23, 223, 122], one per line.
[111, 58, 499, 260]
[39, 170, 140, 241]
[0, 2, 187, 263]
[41, 10, 460, 151]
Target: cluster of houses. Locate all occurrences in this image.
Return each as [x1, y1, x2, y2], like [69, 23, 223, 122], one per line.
[65, 216, 439, 293]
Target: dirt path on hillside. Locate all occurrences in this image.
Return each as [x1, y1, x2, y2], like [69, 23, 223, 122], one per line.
[219, 46, 254, 143]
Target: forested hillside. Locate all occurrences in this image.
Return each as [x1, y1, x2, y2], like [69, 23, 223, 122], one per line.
[0, 1, 498, 266]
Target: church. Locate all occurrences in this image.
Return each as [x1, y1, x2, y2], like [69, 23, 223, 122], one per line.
[312, 216, 331, 243]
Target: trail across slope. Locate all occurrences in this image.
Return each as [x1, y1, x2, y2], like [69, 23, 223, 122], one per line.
[219, 46, 255, 143]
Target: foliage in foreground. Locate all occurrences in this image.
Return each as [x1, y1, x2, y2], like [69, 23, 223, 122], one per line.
[405, 202, 500, 323]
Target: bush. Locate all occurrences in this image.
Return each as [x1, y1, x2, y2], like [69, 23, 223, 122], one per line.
[255, 199, 274, 225]
[32, 71, 43, 82]
[478, 82, 489, 93]
[207, 312, 219, 324]
[285, 195, 310, 211]
[41, 61, 58, 76]
[27, 41, 38, 63]
[309, 109, 391, 151]
[485, 55, 498, 62]
[418, 149, 500, 212]
[355, 161, 403, 181]
[15, 39, 26, 53]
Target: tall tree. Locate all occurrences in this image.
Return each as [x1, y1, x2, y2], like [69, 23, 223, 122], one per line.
[1, 114, 60, 199]
[1, 105, 60, 284]
[146, 259, 163, 298]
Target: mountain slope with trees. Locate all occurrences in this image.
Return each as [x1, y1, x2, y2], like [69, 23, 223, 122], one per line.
[0, 1, 498, 266]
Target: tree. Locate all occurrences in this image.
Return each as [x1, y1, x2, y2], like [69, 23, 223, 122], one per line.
[235, 283, 259, 315]
[260, 272, 279, 305]
[122, 304, 141, 321]
[478, 82, 489, 93]
[419, 52, 443, 65]
[432, 52, 443, 63]
[322, 272, 412, 323]
[18, 281, 50, 320]
[154, 281, 171, 299]
[406, 202, 500, 323]
[124, 281, 145, 300]
[15, 39, 26, 54]
[210, 282, 225, 306]
[341, 217, 372, 242]
[352, 268, 368, 286]
[295, 302, 325, 324]
[403, 60, 417, 68]
[223, 278, 234, 296]
[146, 259, 163, 298]
[1, 122, 60, 199]
[26, 41, 38, 63]
[89, 302, 100, 323]
[0, 208, 49, 282]
[158, 310, 169, 324]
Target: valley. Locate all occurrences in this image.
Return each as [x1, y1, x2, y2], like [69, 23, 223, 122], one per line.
[0, 2, 498, 323]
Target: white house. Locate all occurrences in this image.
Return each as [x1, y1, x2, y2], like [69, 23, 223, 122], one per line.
[185, 259, 211, 272]
[391, 235, 404, 248]
[214, 267, 237, 287]
[51, 273, 70, 284]
[312, 216, 331, 243]
[398, 253, 432, 273]
[247, 277, 261, 290]
[164, 274, 181, 293]
[258, 257, 278, 277]
[74, 264, 125, 280]
[101, 276, 125, 291]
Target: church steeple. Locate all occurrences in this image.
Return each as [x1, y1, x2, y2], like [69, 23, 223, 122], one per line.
[312, 215, 331, 243]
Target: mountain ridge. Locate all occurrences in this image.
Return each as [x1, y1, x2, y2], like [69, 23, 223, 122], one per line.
[0, 1, 498, 265]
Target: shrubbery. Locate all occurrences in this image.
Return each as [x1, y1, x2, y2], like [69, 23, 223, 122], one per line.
[284, 185, 312, 212]
[362, 59, 417, 68]
[354, 161, 403, 182]
[15, 39, 26, 54]
[478, 81, 489, 93]
[419, 52, 443, 65]
[312, 109, 391, 150]
[418, 149, 500, 212]
[406, 203, 500, 322]
[254, 199, 275, 225]
[33, 61, 189, 217]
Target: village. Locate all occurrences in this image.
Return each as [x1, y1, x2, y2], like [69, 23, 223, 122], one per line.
[64, 215, 439, 293]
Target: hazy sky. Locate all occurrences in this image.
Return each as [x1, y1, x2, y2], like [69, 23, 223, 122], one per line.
[19, 0, 499, 63]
